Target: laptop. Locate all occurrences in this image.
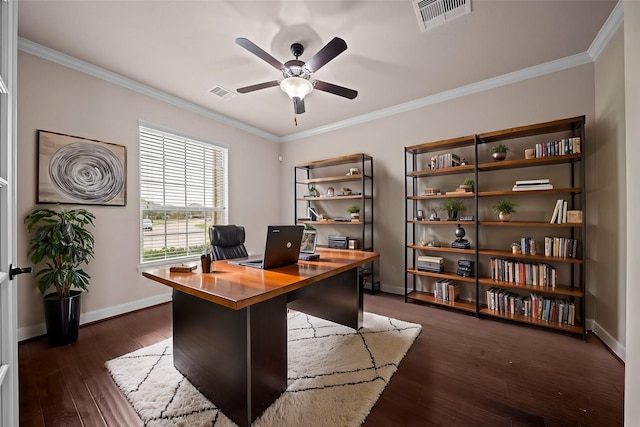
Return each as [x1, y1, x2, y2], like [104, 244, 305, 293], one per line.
[229, 225, 304, 269]
[299, 229, 320, 261]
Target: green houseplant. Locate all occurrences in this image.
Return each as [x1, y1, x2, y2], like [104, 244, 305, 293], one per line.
[459, 178, 474, 192]
[440, 199, 466, 220]
[25, 208, 95, 346]
[347, 205, 361, 221]
[492, 200, 518, 222]
[490, 144, 509, 161]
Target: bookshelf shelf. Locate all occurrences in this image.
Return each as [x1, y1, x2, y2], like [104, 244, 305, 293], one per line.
[407, 290, 476, 313]
[479, 307, 583, 334]
[405, 116, 586, 338]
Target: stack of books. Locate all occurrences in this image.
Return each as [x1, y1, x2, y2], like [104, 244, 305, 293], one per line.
[512, 179, 553, 191]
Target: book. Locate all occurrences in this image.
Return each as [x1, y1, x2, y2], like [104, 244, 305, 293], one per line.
[561, 201, 568, 223]
[512, 184, 554, 191]
[170, 263, 198, 273]
[515, 179, 550, 186]
[549, 199, 563, 223]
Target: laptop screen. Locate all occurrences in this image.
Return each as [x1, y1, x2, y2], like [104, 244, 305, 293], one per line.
[300, 230, 318, 254]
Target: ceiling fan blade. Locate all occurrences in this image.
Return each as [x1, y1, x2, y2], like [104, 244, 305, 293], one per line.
[304, 37, 348, 73]
[293, 97, 305, 114]
[236, 80, 280, 94]
[235, 37, 285, 71]
[313, 80, 358, 99]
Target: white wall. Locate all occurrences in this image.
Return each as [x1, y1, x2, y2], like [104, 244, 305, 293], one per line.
[593, 26, 627, 358]
[16, 52, 282, 338]
[624, 1, 640, 423]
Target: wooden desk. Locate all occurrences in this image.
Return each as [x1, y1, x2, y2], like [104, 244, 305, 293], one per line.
[142, 248, 379, 427]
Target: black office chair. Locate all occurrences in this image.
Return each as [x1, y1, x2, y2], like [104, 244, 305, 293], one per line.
[209, 225, 249, 260]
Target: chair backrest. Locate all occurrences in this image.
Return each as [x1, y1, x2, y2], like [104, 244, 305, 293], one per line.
[209, 225, 249, 260]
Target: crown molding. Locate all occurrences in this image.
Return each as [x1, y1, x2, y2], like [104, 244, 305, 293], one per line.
[19, 0, 623, 145]
[588, 0, 624, 61]
[281, 52, 593, 143]
[17, 37, 280, 143]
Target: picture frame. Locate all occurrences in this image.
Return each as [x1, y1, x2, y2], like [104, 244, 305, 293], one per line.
[37, 130, 127, 206]
[300, 230, 318, 254]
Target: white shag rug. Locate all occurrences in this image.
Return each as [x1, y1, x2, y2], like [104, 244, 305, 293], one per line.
[105, 311, 421, 427]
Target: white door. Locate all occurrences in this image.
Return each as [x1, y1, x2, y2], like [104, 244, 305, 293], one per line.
[0, 1, 19, 426]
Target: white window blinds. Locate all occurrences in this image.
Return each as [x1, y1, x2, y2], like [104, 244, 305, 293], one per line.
[139, 126, 228, 263]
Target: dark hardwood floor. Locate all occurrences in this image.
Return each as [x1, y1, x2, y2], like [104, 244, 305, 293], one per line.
[19, 292, 624, 426]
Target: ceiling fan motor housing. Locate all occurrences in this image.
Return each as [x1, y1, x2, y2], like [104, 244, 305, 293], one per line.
[290, 42, 304, 58]
[283, 59, 309, 79]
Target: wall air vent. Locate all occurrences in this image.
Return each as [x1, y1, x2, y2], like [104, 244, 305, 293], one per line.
[413, 0, 471, 32]
[209, 85, 236, 100]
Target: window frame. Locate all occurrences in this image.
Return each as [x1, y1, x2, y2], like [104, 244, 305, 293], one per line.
[138, 122, 228, 265]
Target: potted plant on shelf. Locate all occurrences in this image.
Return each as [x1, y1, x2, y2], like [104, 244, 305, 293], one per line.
[24, 208, 96, 346]
[439, 199, 466, 220]
[511, 241, 522, 254]
[347, 205, 361, 221]
[459, 178, 474, 193]
[490, 144, 509, 161]
[492, 200, 518, 222]
[308, 185, 319, 197]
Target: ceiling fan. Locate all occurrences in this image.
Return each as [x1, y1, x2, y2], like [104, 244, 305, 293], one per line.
[235, 37, 358, 114]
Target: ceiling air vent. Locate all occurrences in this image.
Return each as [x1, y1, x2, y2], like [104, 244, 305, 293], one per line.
[209, 85, 236, 100]
[413, 0, 471, 32]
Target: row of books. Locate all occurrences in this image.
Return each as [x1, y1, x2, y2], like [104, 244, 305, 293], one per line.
[544, 236, 579, 259]
[429, 153, 461, 169]
[534, 137, 581, 158]
[519, 237, 537, 255]
[490, 257, 557, 287]
[432, 279, 460, 302]
[485, 288, 576, 325]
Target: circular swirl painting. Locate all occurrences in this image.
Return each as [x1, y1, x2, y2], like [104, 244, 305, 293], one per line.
[38, 131, 126, 205]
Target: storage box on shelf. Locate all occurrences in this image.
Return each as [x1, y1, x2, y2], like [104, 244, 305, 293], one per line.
[405, 116, 586, 338]
[294, 153, 378, 292]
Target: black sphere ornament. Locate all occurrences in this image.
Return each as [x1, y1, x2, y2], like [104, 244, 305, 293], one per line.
[455, 225, 466, 241]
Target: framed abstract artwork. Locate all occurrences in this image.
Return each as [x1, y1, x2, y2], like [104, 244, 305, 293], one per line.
[37, 130, 127, 206]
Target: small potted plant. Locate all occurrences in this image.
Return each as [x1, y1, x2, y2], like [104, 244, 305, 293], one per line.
[459, 178, 474, 193]
[439, 199, 466, 220]
[24, 208, 95, 346]
[492, 199, 518, 222]
[308, 185, 319, 197]
[511, 242, 522, 254]
[490, 144, 509, 161]
[347, 205, 361, 221]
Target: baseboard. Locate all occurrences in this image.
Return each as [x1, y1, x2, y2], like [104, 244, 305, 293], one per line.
[590, 319, 626, 362]
[364, 282, 404, 295]
[18, 292, 173, 342]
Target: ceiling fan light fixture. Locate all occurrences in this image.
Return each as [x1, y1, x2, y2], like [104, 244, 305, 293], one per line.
[280, 77, 313, 100]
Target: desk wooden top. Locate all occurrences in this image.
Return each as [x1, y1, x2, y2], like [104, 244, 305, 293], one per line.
[142, 248, 379, 310]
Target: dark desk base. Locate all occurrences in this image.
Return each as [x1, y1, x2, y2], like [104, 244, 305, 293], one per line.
[171, 268, 361, 427]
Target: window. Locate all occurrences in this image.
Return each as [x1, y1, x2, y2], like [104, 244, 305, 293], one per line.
[139, 125, 228, 263]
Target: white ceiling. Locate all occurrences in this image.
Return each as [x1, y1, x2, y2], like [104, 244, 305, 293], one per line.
[17, 1, 617, 140]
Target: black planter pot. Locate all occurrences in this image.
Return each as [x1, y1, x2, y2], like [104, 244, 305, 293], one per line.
[44, 290, 82, 346]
